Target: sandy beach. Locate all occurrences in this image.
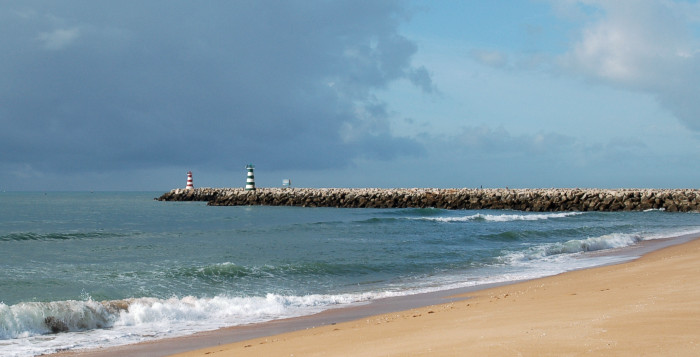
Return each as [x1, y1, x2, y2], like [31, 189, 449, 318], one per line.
[160, 236, 700, 357]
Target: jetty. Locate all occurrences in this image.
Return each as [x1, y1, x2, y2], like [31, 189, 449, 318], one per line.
[156, 188, 700, 212]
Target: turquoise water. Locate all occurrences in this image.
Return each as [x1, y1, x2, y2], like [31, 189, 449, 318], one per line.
[2, 191, 700, 356]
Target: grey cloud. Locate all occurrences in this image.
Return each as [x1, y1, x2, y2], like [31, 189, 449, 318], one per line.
[407, 66, 435, 93]
[0, 0, 429, 178]
[449, 125, 574, 156]
[36, 27, 80, 50]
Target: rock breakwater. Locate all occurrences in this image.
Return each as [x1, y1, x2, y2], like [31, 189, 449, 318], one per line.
[156, 188, 700, 212]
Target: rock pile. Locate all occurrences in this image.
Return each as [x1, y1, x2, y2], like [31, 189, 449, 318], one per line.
[156, 188, 700, 212]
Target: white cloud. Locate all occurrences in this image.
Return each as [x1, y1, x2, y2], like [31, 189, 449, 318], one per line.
[561, 1, 692, 85]
[557, 0, 700, 129]
[469, 49, 509, 68]
[37, 27, 80, 50]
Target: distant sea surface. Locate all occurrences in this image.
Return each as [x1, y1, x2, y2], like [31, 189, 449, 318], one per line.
[2, 191, 700, 356]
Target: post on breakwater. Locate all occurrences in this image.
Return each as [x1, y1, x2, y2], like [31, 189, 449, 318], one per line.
[245, 164, 256, 190]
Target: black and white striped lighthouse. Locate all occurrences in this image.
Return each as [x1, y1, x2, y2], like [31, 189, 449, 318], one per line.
[245, 164, 255, 190]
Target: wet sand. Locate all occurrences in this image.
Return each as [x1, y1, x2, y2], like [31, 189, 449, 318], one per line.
[54, 234, 700, 356]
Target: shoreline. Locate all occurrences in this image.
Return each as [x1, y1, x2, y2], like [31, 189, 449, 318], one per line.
[50, 233, 700, 357]
[173, 232, 700, 356]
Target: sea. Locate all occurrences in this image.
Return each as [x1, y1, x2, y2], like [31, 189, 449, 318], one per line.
[2, 191, 700, 356]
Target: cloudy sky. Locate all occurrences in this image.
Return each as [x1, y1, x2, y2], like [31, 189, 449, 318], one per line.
[2, 0, 700, 191]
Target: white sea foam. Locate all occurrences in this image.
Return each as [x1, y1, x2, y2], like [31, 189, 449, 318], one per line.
[418, 211, 583, 223]
[0, 292, 403, 357]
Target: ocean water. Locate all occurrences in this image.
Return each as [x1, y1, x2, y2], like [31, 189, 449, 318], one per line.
[2, 191, 700, 356]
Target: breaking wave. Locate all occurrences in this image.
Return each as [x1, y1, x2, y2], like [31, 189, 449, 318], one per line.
[500, 232, 644, 264]
[0, 291, 398, 356]
[417, 211, 584, 223]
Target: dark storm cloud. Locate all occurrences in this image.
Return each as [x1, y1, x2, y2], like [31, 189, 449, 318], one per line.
[0, 1, 428, 176]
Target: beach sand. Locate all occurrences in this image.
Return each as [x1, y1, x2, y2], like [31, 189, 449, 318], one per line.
[54, 236, 700, 357]
[166, 237, 700, 357]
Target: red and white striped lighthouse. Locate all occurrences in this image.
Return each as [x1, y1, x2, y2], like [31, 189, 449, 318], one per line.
[186, 171, 194, 189]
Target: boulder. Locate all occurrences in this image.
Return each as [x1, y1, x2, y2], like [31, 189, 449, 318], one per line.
[45, 316, 69, 334]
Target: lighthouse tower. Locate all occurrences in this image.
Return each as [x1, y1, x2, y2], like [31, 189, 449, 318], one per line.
[245, 164, 255, 190]
[186, 171, 194, 189]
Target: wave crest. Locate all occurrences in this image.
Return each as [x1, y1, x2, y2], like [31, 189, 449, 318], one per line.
[0, 291, 388, 343]
[173, 261, 382, 282]
[418, 211, 584, 223]
[0, 231, 125, 242]
[0, 299, 119, 339]
[501, 233, 644, 264]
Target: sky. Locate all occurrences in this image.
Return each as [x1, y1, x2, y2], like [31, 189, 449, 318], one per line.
[2, 0, 700, 191]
